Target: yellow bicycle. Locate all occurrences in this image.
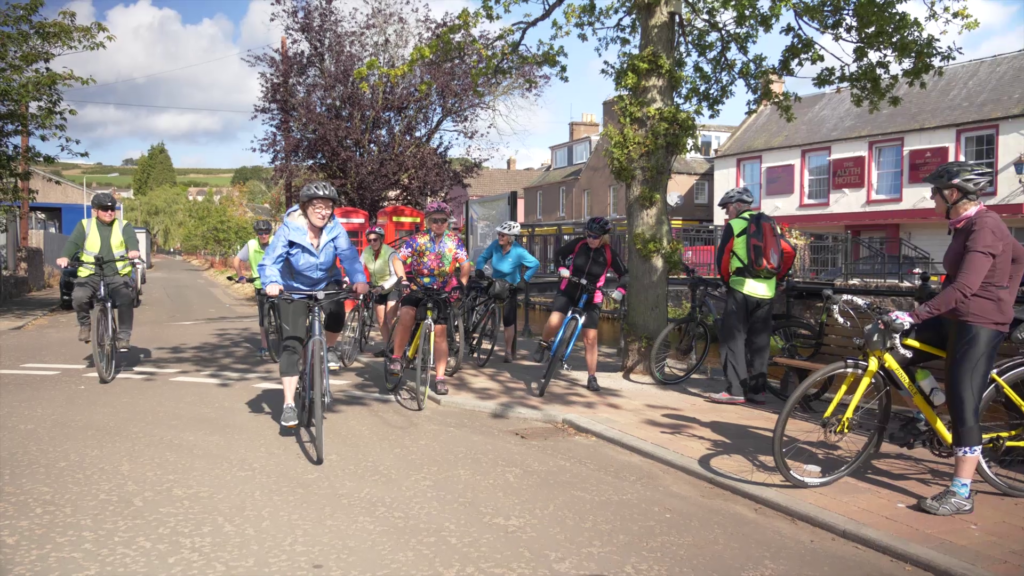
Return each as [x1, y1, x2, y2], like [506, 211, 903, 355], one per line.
[772, 293, 1024, 497]
[383, 283, 451, 410]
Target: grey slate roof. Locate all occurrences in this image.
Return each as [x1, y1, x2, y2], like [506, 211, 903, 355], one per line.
[464, 168, 542, 197]
[523, 164, 586, 188]
[701, 124, 737, 133]
[672, 157, 713, 175]
[718, 50, 1024, 158]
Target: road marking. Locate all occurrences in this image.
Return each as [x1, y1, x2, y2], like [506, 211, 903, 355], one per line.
[126, 367, 181, 373]
[168, 321, 203, 325]
[1, 369, 60, 375]
[171, 377, 226, 384]
[21, 364, 87, 369]
[200, 371, 275, 380]
[82, 373, 149, 379]
[252, 383, 283, 389]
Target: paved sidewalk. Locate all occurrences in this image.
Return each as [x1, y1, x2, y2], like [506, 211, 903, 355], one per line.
[346, 338, 1024, 576]
[0, 286, 61, 330]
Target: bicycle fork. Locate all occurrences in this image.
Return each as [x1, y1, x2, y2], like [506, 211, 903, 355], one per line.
[308, 309, 331, 405]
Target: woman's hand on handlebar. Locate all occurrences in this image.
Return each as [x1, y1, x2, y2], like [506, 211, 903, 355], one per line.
[558, 267, 570, 279]
[352, 282, 369, 295]
[265, 283, 283, 297]
[887, 311, 914, 332]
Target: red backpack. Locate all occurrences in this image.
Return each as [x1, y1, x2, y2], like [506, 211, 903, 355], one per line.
[733, 212, 788, 279]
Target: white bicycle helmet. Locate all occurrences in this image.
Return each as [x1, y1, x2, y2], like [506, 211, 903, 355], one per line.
[495, 221, 521, 236]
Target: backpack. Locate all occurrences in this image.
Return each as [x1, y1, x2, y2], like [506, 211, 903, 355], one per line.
[733, 212, 785, 279]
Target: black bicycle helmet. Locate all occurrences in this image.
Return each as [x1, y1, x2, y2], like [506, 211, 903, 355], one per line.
[924, 162, 993, 219]
[717, 186, 755, 208]
[299, 180, 339, 204]
[91, 192, 117, 210]
[585, 216, 612, 236]
[253, 220, 272, 234]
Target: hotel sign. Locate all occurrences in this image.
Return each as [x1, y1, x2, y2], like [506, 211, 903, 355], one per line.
[908, 147, 948, 184]
[831, 156, 866, 189]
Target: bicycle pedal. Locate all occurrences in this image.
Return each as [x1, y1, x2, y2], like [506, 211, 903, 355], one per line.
[563, 363, 572, 371]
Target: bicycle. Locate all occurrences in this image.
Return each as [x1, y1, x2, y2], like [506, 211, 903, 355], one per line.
[772, 292, 1024, 497]
[339, 291, 367, 367]
[228, 275, 282, 363]
[271, 287, 352, 465]
[130, 259, 144, 308]
[384, 280, 462, 410]
[463, 276, 512, 368]
[537, 276, 616, 397]
[649, 265, 725, 385]
[74, 255, 142, 383]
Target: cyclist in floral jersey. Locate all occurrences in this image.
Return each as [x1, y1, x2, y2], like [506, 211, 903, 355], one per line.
[388, 201, 470, 394]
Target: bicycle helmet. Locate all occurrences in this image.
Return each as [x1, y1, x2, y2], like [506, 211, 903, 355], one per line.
[717, 186, 755, 208]
[924, 162, 993, 219]
[365, 225, 385, 239]
[495, 221, 521, 236]
[253, 220, 272, 234]
[585, 216, 612, 236]
[298, 180, 339, 204]
[424, 200, 452, 218]
[91, 192, 117, 210]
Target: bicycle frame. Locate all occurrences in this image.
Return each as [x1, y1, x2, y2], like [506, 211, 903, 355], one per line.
[549, 289, 592, 367]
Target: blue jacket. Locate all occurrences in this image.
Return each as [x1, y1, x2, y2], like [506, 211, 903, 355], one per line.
[475, 240, 540, 284]
[259, 205, 366, 291]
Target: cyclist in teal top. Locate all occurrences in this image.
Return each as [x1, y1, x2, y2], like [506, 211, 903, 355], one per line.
[474, 221, 539, 362]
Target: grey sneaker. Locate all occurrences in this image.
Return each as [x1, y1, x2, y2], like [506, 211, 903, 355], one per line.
[115, 332, 131, 351]
[280, 403, 299, 427]
[706, 391, 746, 404]
[919, 488, 974, 516]
[78, 325, 91, 343]
[327, 348, 341, 369]
[531, 341, 550, 363]
[586, 375, 601, 392]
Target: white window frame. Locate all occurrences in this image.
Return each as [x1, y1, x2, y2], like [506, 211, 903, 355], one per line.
[553, 147, 567, 168]
[694, 181, 708, 205]
[609, 185, 618, 216]
[573, 141, 590, 164]
[804, 150, 830, 204]
[959, 128, 996, 194]
[738, 158, 761, 208]
[559, 186, 566, 217]
[536, 190, 543, 220]
[872, 142, 902, 200]
[583, 189, 591, 218]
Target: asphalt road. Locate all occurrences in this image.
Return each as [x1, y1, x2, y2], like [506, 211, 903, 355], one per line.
[0, 258, 925, 575]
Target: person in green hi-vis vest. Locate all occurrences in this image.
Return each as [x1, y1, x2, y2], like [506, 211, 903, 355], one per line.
[233, 220, 274, 358]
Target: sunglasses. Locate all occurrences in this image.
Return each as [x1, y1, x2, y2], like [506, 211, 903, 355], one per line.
[429, 217, 448, 225]
[586, 233, 601, 240]
[368, 237, 382, 242]
[95, 207, 116, 213]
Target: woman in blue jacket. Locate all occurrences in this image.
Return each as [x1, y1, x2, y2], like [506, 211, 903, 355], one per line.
[474, 221, 539, 362]
[259, 181, 368, 428]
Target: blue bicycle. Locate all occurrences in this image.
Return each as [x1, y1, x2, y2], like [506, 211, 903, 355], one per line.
[537, 276, 614, 397]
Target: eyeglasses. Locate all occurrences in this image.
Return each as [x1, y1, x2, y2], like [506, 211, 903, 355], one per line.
[497, 233, 508, 239]
[308, 204, 333, 214]
[429, 217, 448, 225]
[368, 237, 382, 243]
[257, 232, 270, 236]
[95, 207, 116, 213]
[586, 233, 601, 240]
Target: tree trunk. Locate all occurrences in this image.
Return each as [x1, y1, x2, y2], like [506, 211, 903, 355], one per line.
[621, 1, 676, 375]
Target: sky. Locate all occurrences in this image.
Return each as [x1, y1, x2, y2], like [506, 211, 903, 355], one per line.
[41, 0, 1024, 171]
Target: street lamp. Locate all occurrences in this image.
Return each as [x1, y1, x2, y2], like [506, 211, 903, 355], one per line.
[1014, 153, 1024, 184]
[82, 172, 119, 219]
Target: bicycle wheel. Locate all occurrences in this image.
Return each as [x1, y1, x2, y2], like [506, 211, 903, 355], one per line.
[265, 302, 282, 363]
[445, 305, 464, 376]
[766, 320, 820, 400]
[310, 338, 326, 464]
[133, 274, 142, 307]
[472, 305, 499, 367]
[773, 359, 891, 488]
[383, 317, 402, 392]
[414, 325, 431, 411]
[358, 302, 373, 352]
[538, 316, 577, 398]
[92, 305, 116, 383]
[977, 368, 1024, 497]
[340, 307, 361, 367]
[649, 319, 710, 385]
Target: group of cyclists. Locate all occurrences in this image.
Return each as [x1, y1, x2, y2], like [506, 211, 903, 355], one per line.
[59, 160, 1021, 519]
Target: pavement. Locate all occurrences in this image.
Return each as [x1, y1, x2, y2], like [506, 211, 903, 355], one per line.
[0, 256, 929, 576]
[0, 286, 61, 331]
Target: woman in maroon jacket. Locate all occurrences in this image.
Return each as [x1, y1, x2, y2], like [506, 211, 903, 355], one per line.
[888, 162, 1024, 516]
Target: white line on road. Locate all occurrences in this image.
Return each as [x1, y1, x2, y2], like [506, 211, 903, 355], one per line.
[170, 377, 227, 384]
[21, 364, 87, 369]
[82, 373, 149, 379]
[200, 371, 275, 380]
[252, 383, 283, 389]
[126, 367, 181, 373]
[1, 369, 60, 375]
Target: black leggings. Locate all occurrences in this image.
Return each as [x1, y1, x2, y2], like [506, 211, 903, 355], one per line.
[896, 316, 1005, 448]
[276, 297, 346, 378]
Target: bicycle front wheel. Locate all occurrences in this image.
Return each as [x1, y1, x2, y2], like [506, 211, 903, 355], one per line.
[650, 319, 710, 385]
[766, 319, 820, 400]
[359, 303, 373, 352]
[310, 338, 327, 464]
[265, 302, 282, 363]
[383, 317, 402, 392]
[538, 316, 577, 398]
[340, 307, 361, 367]
[472, 305, 499, 367]
[445, 307, 464, 376]
[977, 368, 1024, 497]
[92, 306, 116, 383]
[414, 326, 432, 411]
[773, 360, 891, 488]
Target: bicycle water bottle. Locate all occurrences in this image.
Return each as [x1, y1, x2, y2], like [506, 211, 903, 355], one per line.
[915, 369, 946, 407]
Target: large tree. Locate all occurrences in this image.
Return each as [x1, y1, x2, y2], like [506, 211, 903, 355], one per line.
[132, 141, 177, 196]
[442, 0, 977, 372]
[247, 0, 548, 214]
[0, 0, 112, 240]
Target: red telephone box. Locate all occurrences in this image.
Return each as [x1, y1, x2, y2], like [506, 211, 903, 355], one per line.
[333, 207, 370, 252]
[377, 206, 424, 248]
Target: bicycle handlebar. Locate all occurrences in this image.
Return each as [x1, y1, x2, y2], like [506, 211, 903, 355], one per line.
[821, 289, 911, 357]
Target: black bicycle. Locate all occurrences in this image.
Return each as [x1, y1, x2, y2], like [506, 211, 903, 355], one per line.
[463, 276, 512, 367]
[228, 275, 282, 363]
[271, 288, 352, 464]
[74, 255, 142, 383]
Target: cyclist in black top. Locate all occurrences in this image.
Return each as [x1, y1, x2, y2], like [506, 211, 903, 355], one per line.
[531, 217, 627, 392]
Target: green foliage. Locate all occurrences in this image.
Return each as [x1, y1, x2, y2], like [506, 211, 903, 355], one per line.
[0, 0, 114, 227]
[132, 142, 177, 196]
[123, 184, 189, 249]
[633, 230, 684, 275]
[127, 185, 253, 253]
[230, 165, 272, 187]
[121, 157, 137, 167]
[179, 179, 214, 188]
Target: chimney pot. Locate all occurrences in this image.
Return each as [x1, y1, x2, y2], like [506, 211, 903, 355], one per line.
[507, 157, 517, 171]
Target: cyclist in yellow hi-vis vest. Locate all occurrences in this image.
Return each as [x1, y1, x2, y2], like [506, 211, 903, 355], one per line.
[233, 220, 274, 358]
[56, 193, 141, 350]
